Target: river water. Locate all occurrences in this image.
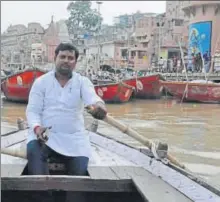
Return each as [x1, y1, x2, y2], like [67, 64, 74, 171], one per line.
[1, 97, 220, 187]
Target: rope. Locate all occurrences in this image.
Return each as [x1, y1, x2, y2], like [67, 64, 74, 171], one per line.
[150, 140, 169, 164]
[177, 37, 189, 105]
[151, 140, 160, 160]
[135, 72, 139, 92]
[180, 82, 189, 104]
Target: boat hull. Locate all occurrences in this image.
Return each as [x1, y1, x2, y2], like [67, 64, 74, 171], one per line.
[1, 121, 220, 202]
[1, 69, 46, 102]
[123, 74, 164, 99]
[161, 81, 220, 103]
[95, 82, 134, 103]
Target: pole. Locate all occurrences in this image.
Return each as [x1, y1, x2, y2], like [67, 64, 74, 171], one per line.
[178, 36, 188, 81]
[96, 1, 102, 73]
[158, 18, 161, 69]
[127, 29, 130, 69]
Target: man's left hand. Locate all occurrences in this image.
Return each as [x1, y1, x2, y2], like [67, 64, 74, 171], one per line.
[89, 102, 107, 120]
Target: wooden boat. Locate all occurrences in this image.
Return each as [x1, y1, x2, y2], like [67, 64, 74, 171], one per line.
[160, 80, 220, 103]
[1, 68, 46, 102]
[1, 119, 220, 202]
[94, 82, 134, 103]
[123, 74, 165, 99]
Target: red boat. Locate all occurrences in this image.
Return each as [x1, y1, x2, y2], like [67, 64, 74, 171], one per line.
[123, 74, 165, 99]
[95, 82, 134, 103]
[1, 68, 46, 102]
[160, 80, 220, 103]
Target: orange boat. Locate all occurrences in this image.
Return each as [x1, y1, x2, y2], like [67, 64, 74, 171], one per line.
[95, 82, 134, 103]
[160, 80, 220, 103]
[1, 68, 46, 102]
[123, 74, 165, 99]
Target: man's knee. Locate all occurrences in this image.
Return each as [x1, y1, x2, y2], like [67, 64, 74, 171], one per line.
[67, 156, 89, 176]
[27, 140, 51, 175]
[27, 140, 47, 161]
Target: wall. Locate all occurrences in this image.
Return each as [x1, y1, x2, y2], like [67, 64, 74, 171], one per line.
[101, 43, 115, 58]
[27, 22, 44, 34]
[87, 42, 115, 58]
[185, 2, 220, 56]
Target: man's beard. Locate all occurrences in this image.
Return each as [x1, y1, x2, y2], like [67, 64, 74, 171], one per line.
[56, 66, 73, 77]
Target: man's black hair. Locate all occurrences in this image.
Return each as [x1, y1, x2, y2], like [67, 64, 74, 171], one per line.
[54, 42, 79, 61]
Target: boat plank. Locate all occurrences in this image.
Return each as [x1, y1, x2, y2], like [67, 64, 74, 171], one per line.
[1, 176, 133, 192]
[110, 166, 149, 179]
[88, 166, 119, 180]
[1, 164, 27, 177]
[1, 141, 27, 177]
[1, 124, 18, 136]
[1, 129, 28, 148]
[132, 176, 192, 202]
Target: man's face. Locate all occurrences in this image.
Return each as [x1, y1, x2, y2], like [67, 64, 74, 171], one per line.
[55, 50, 77, 76]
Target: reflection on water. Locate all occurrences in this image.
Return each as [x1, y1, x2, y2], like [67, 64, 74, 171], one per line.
[1, 98, 220, 186]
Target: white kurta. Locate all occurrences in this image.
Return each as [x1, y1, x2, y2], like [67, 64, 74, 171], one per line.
[26, 70, 104, 158]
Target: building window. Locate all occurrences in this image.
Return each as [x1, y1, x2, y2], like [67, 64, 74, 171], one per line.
[202, 5, 206, 15]
[191, 7, 196, 17]
[174, 19, 184, 26]
[138, 51, 147, 59]
[131, 51, 136, 57]
[214, 5, 220, 15]
[143, 42, 148, 48]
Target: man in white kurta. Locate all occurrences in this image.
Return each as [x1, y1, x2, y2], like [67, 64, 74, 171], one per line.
[26, 43, 106, 177]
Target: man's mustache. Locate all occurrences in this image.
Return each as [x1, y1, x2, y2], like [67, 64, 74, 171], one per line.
[60, 65, 71, 68]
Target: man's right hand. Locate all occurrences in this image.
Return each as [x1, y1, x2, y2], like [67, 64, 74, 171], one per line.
[34, 126, 49, 143]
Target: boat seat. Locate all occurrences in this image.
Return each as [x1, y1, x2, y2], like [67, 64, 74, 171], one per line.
[48, 157, 66, 172]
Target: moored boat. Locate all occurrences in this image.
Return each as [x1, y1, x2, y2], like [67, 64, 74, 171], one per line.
[160, 80, 220, 103]
[123, 74, 165, 99]
[1, 68, 47, 102]
[1, 120, 220, 202]
[94, 82, 134, 103]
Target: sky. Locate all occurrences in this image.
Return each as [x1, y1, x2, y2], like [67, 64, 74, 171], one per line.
[1, 1, 166, 32]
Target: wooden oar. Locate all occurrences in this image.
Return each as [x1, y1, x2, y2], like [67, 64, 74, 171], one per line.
[87, 107, 185, 169]
[1, 127, 50, 159]
[1, 147, 26, 159]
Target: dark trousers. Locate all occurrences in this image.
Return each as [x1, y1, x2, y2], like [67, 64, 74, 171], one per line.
[27, 140, 89, 175]
[27, 140, 89, 202]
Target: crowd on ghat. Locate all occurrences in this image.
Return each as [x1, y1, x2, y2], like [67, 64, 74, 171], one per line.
[152, 52, 213, 73]
[84, 69, 137, 81]
[82, 51, 219, 82]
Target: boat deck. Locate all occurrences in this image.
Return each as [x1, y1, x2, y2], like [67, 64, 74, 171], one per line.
[1, 119, 220, 202]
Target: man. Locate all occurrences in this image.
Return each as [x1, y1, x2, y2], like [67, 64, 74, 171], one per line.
[26, 42, 107, 176]
[158, 57, 164, 72]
